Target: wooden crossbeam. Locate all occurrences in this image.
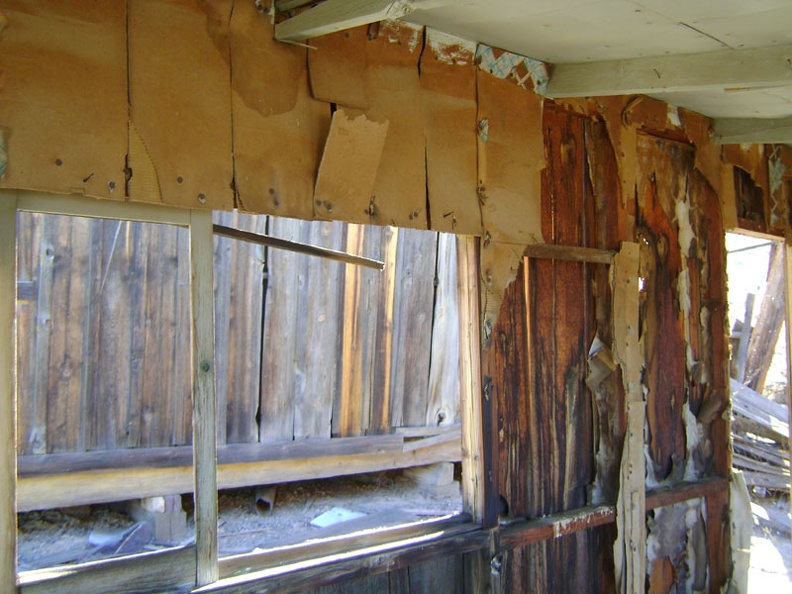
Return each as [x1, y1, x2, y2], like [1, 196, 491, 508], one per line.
[715, 116, 792, 145]
[275, 0, 449, 42]
[547, 44, 792, 98]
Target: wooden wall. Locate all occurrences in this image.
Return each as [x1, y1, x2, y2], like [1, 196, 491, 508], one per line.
[16, 212, 460, 454]
[3, 1, 787, 591]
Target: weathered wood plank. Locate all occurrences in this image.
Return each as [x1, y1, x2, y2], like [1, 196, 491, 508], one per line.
[390, 229, 438, 427]
[426, 234, 460, 427]
[190, 209, 219, 586]
[260, 217, 302, 441]
[0, 193, 17, 591]
[18, 436, 461, 512]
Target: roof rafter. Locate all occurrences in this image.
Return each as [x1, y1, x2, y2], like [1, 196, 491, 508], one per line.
[714, 116, 792, 145]
[547, 44, 792, 98]
[275, 0, 449, 42]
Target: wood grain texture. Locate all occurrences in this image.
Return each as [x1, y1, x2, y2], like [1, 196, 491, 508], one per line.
[189, 209, 219, 586]
[0, 194, 17, 591]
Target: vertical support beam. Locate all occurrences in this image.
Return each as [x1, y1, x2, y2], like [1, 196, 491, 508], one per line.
[0, 191, 17, 591]
[190, 209, 218, 586]
[457, 236, 484, 523]
[783, 235, 792, 542]
[612, 242, 644, 594]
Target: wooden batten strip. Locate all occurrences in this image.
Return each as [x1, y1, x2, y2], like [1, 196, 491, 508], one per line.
[784, 235, 792, 506]
[523, 243, 615, 264]
[0, 192, 17, 590]
[213, 224, 384, 270]
[16, 190, 190, 226]
[611, 242, 644, 594]
[190, 210, 219, 586]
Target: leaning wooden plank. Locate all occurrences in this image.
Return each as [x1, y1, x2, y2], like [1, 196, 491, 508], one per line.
[18, 435, 405, 477]
[18, 545, 196, 594]
[213, 223, 384, 269]
[741, 470, 790, 491]
[731, 379, 789, 428]
[0, 2, 127, 199]
[17, 437, 460, 511]
[0, 193, 17, 591]
[128, 0, 233, 209]
[190, 210, 219, 586]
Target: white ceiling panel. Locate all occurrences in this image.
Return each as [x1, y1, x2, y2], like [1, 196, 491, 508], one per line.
[655, 87, 792, 119]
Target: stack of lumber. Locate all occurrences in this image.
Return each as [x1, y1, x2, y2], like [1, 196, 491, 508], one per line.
[730, 379, 790, 492]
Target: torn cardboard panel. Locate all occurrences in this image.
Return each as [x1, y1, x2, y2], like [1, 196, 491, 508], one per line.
[314, 109, 389, 222]
[480, 242, 524, 349]
[127, 120, 162, 204]
[476, 70, 544, 245]
[0, 1, 127, 199]
[358, 20, 427, 229]
[308, 26, 370, 109]
[128, 0, 233, 209]
[231, 0, 330, 218]
[421, 29, 481, 235]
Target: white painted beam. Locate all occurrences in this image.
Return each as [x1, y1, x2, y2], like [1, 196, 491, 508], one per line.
[547, 44, 792, 98]
[275, 0, 449, 42]
[714, 116, 792, 145]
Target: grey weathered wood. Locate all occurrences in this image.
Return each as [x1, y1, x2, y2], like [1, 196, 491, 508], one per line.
[426, 233, 460, 427]
[548, 44, 792, 98]
[213, 224, 383, 270]
[18, 545, 196, 594]
[716, 116, 792, 145]
[731, 379, 789, 442]
[190, 209, 219, 586]
[0, 192, 17, 591]
[734, 293, 755, 382]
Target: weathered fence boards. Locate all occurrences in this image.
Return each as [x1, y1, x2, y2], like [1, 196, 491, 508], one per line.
[17, 212, 460, 456]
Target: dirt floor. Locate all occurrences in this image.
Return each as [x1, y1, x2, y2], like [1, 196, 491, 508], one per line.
[18, 470, 463, 572]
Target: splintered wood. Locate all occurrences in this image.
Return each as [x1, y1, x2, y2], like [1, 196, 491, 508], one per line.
[612, 242, 644, 594]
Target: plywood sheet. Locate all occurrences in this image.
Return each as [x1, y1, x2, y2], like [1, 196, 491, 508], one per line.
[314, 108, 389, 223]
[128, 0, 233, 209]
[308, 27, 369, 109]
[476, 71, 545, 244]
[421, 30, 481, 235]
[0, 1, 127, 199]
[230, 0, 330, 219]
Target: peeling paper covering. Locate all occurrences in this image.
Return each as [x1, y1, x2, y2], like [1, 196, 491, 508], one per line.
[475, 45, 550, 95]
[309, 26, 370, 109]
[480, 242, 523, 348]
[313, 109, 389, 223]
[768, 144, 789, 229]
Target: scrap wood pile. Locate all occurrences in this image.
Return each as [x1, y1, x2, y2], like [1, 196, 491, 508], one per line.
[730, 379, 790, 493]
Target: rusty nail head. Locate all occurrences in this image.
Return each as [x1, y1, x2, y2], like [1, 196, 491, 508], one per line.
[198, 193, 206, 204]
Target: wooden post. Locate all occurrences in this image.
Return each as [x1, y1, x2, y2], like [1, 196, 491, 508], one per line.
[0, 191, 17, 592]
[734, 293, 755, 382]
[190, 210, 218, 586]
[457, 236, 484, 523]
[783, 235, 792, 544]
[611, 242, 644, 594]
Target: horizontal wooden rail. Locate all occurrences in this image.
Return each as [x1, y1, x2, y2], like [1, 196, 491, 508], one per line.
[500, 476, 728, 550]
[17, 436, 462, 511]
[213, 224, 385, 270]
[523, 243, 616, 265]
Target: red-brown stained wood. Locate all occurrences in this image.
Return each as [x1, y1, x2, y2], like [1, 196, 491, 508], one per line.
[636, 138, 687, 481]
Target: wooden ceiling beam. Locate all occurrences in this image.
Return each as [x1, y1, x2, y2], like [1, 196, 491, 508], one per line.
[275, 0, 449, 42]
[714, 116, 792, 145]
[547, 44, 792, 98]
